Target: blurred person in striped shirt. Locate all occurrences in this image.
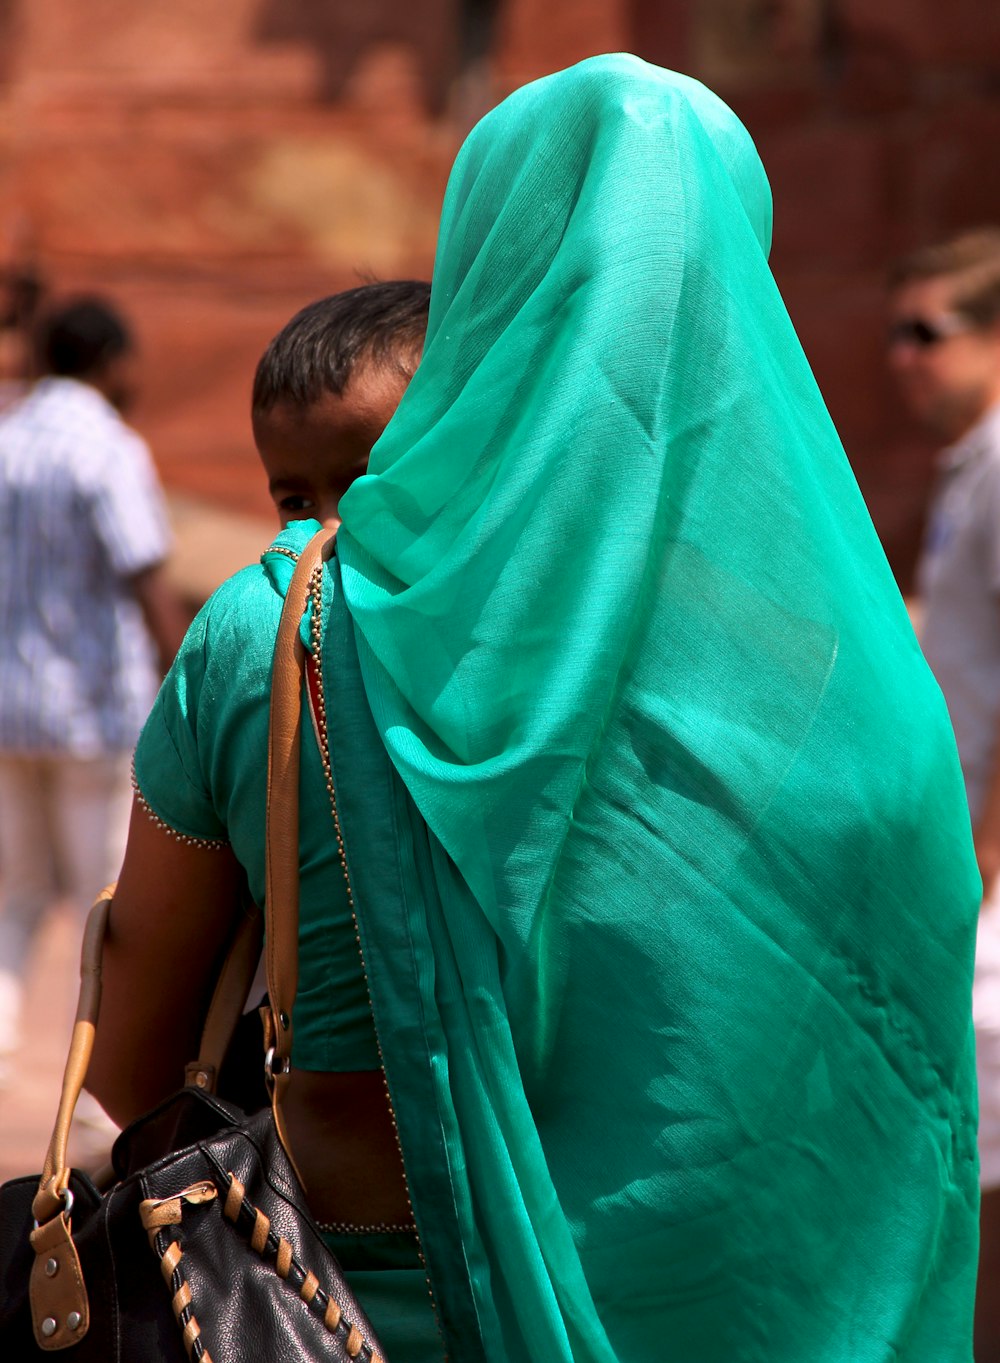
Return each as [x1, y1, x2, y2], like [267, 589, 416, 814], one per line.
[0, 297, 185, 1086]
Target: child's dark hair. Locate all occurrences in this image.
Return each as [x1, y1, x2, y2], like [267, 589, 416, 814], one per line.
[252, 280, 431, 415]
[34, 297, 132, 379]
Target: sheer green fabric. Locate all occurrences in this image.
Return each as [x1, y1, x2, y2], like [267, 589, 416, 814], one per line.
[335, 55, 979, 1361]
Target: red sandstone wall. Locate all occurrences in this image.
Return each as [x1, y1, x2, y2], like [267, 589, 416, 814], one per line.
[0, 2, 456, 517]
[2, 0, 999, 583]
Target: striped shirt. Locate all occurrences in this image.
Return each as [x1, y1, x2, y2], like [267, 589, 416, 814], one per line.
[0, 377, 171, 755]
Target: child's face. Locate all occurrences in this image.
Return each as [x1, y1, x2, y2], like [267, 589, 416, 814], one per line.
[253, 362, 411, 529]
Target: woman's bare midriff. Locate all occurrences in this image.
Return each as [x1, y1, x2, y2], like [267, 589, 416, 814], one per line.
[282, 1068, 413, 1227]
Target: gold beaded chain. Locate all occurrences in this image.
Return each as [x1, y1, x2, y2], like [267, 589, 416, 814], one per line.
[262, 543, 300, 564]
[131, 760, 230, 850]
[306, 566, 422, 1248]
[315, 1220, 418, 1236]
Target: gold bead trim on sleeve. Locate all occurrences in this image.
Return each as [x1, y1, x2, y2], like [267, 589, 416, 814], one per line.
[131, 764, 230, 850]
[261, 544, 300, 564]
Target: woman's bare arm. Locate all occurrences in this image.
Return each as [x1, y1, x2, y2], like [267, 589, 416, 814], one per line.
[86, 797, 244, 1126]
[90, 801, 413, 1225]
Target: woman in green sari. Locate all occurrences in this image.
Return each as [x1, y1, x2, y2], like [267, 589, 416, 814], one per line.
[91, 54, 979, 1362]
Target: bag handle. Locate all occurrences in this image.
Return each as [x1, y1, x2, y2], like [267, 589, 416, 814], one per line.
[34, 887, 115, 1215]
[32, 525, 332, 1220]
[184, 887, 263, 1092]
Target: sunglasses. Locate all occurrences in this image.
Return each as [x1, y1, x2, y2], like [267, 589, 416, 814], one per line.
[887, 313, 971, 349]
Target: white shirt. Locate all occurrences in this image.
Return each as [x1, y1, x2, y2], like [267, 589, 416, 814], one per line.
[918, 401, 1000, 822]
[0, 378, 171, 756]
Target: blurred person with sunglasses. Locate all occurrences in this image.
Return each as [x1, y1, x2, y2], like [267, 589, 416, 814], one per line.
[889, 228, 1000, 1362]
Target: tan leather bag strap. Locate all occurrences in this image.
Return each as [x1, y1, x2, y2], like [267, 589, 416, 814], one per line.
[263, 526, 330, 1162]
[27, 892, 112, 1347]
[34, 886, 114, 1214]
[184, 888, 263, 1091]
[188, 530, 330, 1094]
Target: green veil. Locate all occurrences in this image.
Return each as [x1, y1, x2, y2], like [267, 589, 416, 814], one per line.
[333, 54, 979, 1361]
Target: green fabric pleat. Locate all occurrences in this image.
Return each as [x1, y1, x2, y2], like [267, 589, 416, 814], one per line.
[334, 54, 979, 1361]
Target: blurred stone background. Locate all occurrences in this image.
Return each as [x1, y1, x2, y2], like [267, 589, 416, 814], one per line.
[1, 0, 999, 1179]
[1, 0, 999, 588]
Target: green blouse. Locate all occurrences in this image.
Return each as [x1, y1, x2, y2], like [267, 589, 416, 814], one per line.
[133, 527, 380, 1073]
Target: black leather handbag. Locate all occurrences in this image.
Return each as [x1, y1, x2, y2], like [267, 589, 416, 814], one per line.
[0, 529, 387, 1362]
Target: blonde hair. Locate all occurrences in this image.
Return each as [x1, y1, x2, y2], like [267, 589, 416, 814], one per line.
[890, 228, 1000, 327]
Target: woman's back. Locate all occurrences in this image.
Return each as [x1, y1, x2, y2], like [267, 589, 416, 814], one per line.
[89, 55, 980, 1363]
[334, 54, 980, 1361]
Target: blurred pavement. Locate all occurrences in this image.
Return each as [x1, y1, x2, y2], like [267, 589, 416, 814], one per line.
[0, 901, 80, 1182]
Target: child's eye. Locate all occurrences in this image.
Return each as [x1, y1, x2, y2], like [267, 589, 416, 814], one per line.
[277, 494, 315, 511]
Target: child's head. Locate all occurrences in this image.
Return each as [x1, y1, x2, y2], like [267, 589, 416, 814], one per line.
[251, 280, 430, 528]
